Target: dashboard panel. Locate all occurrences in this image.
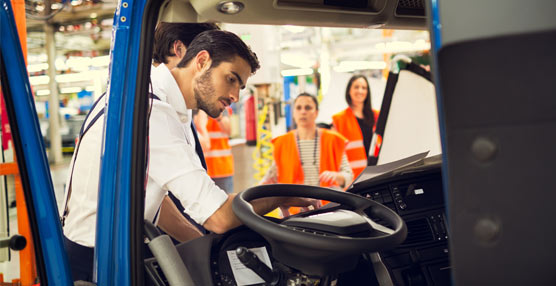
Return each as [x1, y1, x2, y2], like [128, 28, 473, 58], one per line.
[350, 156, 451, 286]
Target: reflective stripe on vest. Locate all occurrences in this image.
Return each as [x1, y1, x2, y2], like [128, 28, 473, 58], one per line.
[205, 117, 233, 178]
[349, 159, 368, 169]
[204, 149, 232, 158]
[345, 140, 364, 150]
[208, 131, 228, 139]
[332, 107, 368, 178]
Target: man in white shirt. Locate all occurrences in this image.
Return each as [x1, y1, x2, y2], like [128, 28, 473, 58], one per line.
[146, 30, 315, 233]
[151, 22, 222, 241]
[62, 27, 317, 281]
[61, 23, 220, 281]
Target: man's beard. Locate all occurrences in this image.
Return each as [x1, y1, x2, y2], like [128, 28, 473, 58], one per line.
[193, 68, 224, 118]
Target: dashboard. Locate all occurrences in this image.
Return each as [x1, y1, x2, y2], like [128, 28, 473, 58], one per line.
[350, 155, 451, 285]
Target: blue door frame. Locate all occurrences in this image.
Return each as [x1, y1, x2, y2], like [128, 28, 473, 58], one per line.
[0, 0, 72, 284]
[426, 0, 451, 219]
[95, 0, 150, 283]
[1, 0, 150, 283]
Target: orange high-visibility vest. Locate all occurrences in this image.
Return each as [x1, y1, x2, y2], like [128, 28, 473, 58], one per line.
[272, 129, 347, 186]
[272, 129, 347, 214]
[205, 117, 234, 178]
[332, 107, 378, 179]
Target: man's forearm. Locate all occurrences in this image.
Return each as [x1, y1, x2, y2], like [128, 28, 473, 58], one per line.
[203, 193, 318, 234]
[203, 194, 281, 234]
[157, 196, 203, 242]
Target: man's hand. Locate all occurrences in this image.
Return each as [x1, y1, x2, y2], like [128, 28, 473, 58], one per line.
[204, 194, 322, 234]
[279, 196, 321, 209]
[278, 197, 322, 218]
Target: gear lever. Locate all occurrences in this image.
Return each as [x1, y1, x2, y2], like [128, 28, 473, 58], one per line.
[236, 246, 281, 285]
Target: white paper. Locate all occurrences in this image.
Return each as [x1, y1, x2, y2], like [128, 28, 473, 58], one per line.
[352, 151, 429, 184]
[226, 247, 273, 286]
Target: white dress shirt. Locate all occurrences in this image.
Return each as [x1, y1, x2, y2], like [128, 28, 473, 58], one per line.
[62, 64, 228, 247]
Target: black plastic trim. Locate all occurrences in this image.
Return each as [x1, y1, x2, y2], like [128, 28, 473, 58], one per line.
[129, 0, 164, 284]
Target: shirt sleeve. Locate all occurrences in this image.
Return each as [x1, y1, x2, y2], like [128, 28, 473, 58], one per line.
[339, 153, 354, 187]
[147, 103, 228, 225]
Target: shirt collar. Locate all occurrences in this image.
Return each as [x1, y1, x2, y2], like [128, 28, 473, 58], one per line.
[150, 64, 189, 117]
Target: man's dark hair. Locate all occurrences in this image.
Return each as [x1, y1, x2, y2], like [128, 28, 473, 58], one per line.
[152, 22, 220, 64]
[177, 30, 260, 74]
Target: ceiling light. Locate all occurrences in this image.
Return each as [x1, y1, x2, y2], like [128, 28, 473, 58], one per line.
[66, 57, 92, 72]
[27, 63, 49, 73]
[334, 61, 387, 73]
[55, 58, 68, 71]
[56, 72, 93, 83]
[281, 68, 313, 77]
[375, 40, 431, 53]
[281, 53, 314, 69]
[36, 89, 51, 96]
[29, 75, 50, 85]
[283, 26, 306, 34]
[60, 87, 83, 94]
[217, 1, 244, 15]
[91, 55, 110, 67]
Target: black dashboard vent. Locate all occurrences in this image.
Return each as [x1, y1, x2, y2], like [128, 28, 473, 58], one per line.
[324, 0, 367, 9]
[396, 0, 425, 16]
[402, 218, 434, 245]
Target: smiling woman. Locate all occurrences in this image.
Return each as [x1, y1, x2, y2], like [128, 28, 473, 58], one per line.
[332, 75, 379, 178]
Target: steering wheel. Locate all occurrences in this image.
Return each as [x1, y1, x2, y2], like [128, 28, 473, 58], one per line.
[232, 184, 407, 276]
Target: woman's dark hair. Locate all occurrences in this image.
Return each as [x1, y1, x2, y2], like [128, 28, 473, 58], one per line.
[294, 92, 319, 111]
[152, 22, 220, 65]
[345, 75, 374, 126]
[177, 30, 260, 74]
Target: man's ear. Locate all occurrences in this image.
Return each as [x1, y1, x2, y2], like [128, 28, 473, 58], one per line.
[195, 50, 212, 72]
[173, 40, 186, 59]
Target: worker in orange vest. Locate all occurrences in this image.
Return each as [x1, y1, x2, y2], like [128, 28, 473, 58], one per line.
[332, 75, 379, 180]
[261, 93, 353, 216]
[194, 108, 234, 193]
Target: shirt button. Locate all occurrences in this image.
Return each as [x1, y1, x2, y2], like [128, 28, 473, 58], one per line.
[180, 116, 187, 122]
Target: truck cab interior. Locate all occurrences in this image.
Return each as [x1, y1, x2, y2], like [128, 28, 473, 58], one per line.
[141, 1, 439, 285]
[1, 0, 555, 285]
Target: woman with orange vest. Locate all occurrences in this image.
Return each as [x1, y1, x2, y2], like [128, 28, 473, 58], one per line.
[261, 93, 353, 216]
[194, 109, 234, 193]
[332, 75, 379, 180]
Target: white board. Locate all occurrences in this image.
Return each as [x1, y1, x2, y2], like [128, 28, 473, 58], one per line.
[377, 70, 441, 165]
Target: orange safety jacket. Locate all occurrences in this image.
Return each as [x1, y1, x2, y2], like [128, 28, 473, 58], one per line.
[332, 107, 378, 179]
[272, 129, 347, 214]
[204, 117, 234, 178]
